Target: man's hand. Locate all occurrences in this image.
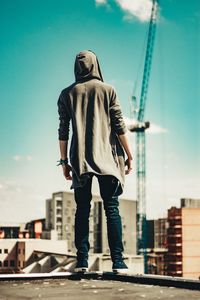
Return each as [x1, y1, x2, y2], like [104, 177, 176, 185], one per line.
[62, 164, 72, 180]
[125, 157, 133, 175]
[118, 133, 133, 175]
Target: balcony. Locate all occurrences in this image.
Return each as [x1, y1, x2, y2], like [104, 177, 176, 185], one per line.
[168, 261, 182, 265]
[168, 215, 181, 220]
[167, 237, 182, 243]
[167, 252, 182, 256]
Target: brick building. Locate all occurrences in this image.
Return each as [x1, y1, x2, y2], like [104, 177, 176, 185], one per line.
[166, 200, 200, 279]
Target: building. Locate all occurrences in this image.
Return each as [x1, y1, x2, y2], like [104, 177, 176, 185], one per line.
[94, 196, 137, 255]
[0, 223, 30, 239]
[0, 239, 68, 274]
[44, 191, 92, 252]
[154, 218, 168, 249]
[146, 218, 168, 249]
[166, 200, 200, 279]
[181, 198, 200, 208]
[44, 191, 137, 255]
[146, 219, 168, 275]
[166, 207, 182, 277]
[146, 220, 155, 249]
[25, 219, 46, 239]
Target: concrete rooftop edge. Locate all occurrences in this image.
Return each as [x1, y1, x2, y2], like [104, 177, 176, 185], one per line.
[0, 272, 200, 291]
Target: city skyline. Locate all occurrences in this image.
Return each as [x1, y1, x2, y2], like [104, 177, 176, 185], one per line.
[0, 0, 200, 222]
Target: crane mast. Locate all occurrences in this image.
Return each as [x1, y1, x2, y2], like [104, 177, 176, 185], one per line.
[129, 0, 158, 273]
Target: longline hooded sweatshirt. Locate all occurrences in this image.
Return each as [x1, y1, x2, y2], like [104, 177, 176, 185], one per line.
[57, 50, 127, 195]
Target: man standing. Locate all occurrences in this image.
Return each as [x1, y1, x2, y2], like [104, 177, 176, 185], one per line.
[57, 50, 133, 273]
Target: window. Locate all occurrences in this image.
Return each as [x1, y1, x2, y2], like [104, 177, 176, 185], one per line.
[4, 249, 8, 254]
[18, 261, 21, 267]
[0, 249, 2, 253]
[56, 200, 62, 207]
[18, 249, 21, 254]
[4, 260, 8, 267]
[23, 249, 25, 255]
[0, 261, 2, 267]
[56, 225, 62, 231]
[56, 209, 62, 215]
[10, 260, 15, 267]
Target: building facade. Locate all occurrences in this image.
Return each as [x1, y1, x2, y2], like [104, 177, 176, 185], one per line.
[0, 239, 68, 274]
[166, 201, 200, 279]
[25, 219, 45, 239]
[146, 218, 168, 275]
[45, 191, 137, 256]
[95, 197, 137, 255]
[154, 218, 168, 249]
[44, 191, 94, 253]
[0, 223, 30, 239]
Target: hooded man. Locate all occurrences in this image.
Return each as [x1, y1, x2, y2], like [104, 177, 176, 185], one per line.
[57, 50, 133, 273]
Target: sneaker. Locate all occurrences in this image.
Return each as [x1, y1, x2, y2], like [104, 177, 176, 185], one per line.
[112, 260, 129, 274]
[74, 259, 88, 273]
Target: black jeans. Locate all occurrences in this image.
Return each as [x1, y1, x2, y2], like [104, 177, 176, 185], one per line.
[74, 174, 124, 262]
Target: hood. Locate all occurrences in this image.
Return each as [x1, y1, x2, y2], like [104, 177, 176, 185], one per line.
[74, 50, 103, 82]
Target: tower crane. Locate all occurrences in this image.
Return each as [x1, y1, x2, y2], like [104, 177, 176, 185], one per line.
[129, 0, 159, 273]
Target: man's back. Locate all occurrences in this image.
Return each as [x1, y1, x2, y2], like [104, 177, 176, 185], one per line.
[59, 78, 126, 189]
[57, 51, 133, 273]
[57, 50, 132, 193]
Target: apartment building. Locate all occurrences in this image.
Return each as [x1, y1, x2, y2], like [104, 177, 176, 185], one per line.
[154, 218, 168, 249]
[45, 191, 94, 253]
[93, 196, 137, 255]
[146, 218, 168, 275]
[0, 223, 29, 239]
[45, 191, 137, 255]
[25, 219, 45, 239]
[166, 199, 200, 279]
[0, 239, 68, 274]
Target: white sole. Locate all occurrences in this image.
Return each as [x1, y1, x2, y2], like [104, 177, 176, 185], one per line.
[113, 269, 129, 274]
[74, 267, 88, 273]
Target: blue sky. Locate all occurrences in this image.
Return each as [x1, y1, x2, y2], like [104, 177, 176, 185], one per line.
[0, 0, 199, 222]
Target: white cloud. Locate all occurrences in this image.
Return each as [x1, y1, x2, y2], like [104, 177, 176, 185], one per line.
[95, 0, 107, 5]
[116, 0, 152, 22]
[124, 116, 168, 134]
[12, 155, 33, 161]
[95, 0, 154, 22]
[147, 123, 168, 134]
[0, 180, 23, 196]
[0, 179, 46, 222]
[26, 155, 33, 161]
[12, 155, 22, 161]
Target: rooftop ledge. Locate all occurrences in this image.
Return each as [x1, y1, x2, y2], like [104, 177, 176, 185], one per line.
[0, 272, 200, 291]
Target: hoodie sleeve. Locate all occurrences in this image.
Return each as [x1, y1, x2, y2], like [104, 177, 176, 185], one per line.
[109, 88, 127, 135]
[57, 91, 71, 141]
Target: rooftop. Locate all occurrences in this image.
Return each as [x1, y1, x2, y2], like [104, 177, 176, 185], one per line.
[0, 273, 200, 299]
